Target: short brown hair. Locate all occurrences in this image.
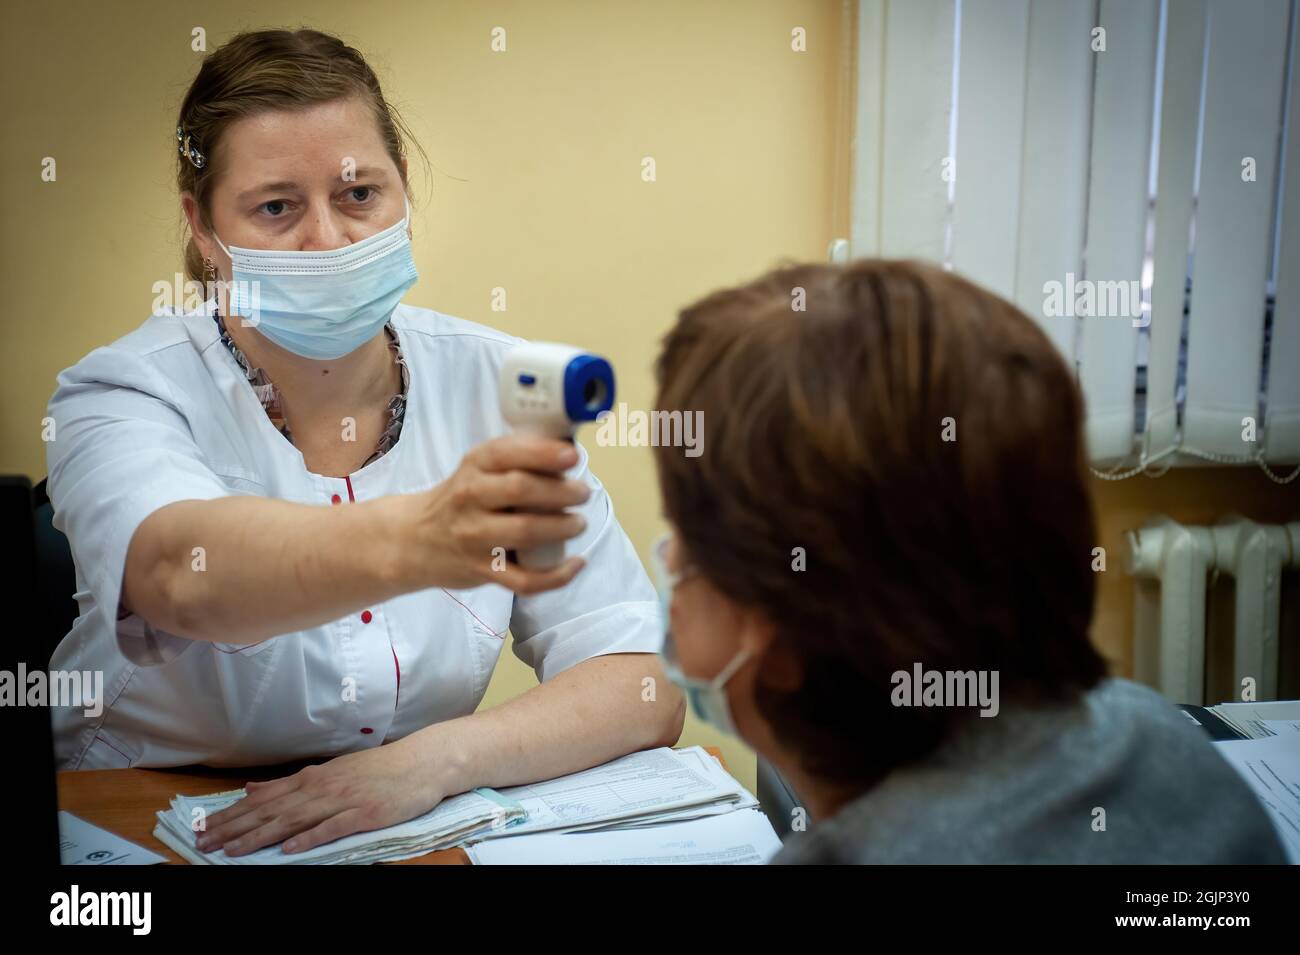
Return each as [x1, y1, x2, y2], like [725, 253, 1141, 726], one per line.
[653, 259, 1106, 786]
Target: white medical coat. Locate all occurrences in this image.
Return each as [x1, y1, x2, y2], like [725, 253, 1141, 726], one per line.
[45, 303, 659, 769]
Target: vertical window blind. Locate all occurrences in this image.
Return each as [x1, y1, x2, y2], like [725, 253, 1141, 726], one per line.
[850, 0, 1299, 478]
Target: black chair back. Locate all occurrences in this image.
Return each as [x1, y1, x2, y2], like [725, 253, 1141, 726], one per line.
[0, 475, 60, 863]
[32, 476, 80, 664]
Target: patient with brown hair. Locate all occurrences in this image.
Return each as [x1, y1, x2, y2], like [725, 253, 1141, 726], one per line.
[649, 258, 1284, 864]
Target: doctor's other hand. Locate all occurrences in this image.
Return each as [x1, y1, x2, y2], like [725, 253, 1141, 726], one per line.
[391, 433, 592, 594]
[195, 737, 446, 857]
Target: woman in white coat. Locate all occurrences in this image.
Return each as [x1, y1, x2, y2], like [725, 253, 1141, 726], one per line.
[45, 28, 683, 857]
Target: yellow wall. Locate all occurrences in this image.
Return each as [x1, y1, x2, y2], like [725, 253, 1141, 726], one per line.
[1, 0, 853, 792]
[4, 2, 1293, 799]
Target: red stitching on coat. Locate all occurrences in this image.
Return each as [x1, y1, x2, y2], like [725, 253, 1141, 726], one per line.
[440, 589, 507, 638]
[94, 734, 132, 766]
[213, 642, 261, 654]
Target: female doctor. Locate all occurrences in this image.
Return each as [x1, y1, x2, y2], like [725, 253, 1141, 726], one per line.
[45, 28, 684, 856]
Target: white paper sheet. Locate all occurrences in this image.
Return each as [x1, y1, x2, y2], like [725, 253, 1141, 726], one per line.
[59, 811, 166, 865]
[1261, 719, 1300, 737]
[1213, 734, 1300, 863]
[475, 746, 756, 840]
[466, 808, 783, 865]
[1210, 701, 1300, 739]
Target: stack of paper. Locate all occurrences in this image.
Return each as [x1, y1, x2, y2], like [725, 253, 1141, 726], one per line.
[1205, 701, 1300, 739]
[153, 746, 766, 864]
[472, 746, 760, 840]
[466, 807, 783, 865]
[153, 787, 523, 865]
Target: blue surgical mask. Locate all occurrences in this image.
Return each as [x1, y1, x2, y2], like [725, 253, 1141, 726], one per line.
[650, 533, 752, 738]
[213, 195, 418, 360]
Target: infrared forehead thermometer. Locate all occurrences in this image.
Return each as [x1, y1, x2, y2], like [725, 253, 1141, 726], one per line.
[499, 342, 616, 569]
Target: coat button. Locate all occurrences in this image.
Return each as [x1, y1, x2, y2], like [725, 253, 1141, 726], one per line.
[331, 494, 342, 504]
[361, 610, 373, 624]
[360, 727, 374, 735]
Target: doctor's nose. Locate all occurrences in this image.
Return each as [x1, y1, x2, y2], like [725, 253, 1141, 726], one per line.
[297, 205, 352, 252]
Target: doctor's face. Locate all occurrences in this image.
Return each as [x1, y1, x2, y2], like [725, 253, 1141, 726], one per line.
[185, 95, 410, 271]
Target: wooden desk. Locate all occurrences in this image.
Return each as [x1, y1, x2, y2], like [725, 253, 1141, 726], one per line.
[57, 746, 728, 865]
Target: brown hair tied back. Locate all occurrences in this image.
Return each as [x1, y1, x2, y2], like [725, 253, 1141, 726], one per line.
[174, 28, 428, 283]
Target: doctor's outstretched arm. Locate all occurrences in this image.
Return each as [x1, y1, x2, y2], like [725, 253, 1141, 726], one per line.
[122, 434, 590, 645]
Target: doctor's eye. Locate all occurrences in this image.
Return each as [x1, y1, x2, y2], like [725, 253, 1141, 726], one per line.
[258, 199, 290, 218]
[345, 186, 375, 204]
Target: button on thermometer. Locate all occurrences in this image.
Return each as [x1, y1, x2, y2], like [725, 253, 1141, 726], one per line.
[499, 342, 616, 570]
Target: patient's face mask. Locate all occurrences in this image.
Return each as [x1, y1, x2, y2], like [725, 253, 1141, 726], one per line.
[212, 194, 419, 360]
[650, 533, 752, 738]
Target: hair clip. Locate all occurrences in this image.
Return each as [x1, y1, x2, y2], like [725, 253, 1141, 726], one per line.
[176, 125, 206, 170]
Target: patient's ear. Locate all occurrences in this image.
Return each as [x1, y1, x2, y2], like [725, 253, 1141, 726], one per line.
[739, 611, 802, 691]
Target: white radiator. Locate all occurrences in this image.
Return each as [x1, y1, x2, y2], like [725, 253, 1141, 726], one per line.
[1126, 518, 1300, 703]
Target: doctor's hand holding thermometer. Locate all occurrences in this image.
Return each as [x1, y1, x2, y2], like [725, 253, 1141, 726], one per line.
[388, 343, 615, 595]
[498, 342, 616, 570]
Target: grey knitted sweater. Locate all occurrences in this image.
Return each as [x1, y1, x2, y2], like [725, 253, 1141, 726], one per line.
[771, 679, 1286, 864]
